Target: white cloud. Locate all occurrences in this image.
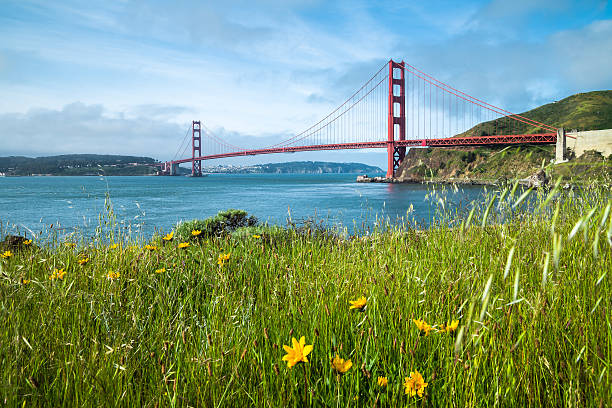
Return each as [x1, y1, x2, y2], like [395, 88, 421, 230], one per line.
[0, 101, 389, 168]
[0, 102, 185, 159]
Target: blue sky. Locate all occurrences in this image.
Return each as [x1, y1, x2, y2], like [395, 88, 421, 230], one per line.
[0, 0, 610, 167]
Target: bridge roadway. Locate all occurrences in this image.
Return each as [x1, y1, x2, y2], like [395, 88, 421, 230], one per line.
[171, 133, 557, 164]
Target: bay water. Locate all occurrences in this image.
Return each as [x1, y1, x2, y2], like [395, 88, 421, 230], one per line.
[0, 174, 489, 240]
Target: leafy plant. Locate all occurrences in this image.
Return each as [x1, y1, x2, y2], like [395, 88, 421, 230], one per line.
[175, 209, 257, 241]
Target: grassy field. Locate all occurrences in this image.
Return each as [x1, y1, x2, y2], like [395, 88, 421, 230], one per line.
[1, 185, 611, 407]
[459, 90, 612, 136]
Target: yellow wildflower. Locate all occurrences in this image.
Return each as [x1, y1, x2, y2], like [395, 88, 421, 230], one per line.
[404, 370, 428, 397]
[1, 250, 12, 259]
[23, 239, 32, 246]
[155, 268, 166, 274]
[106, 270, 120, 280]
[191, 229, 202, 237]
[64, 242, 76, 248]
[378, 376, 388, 387]
[162, 231, 174, 241]
[178, 242, 190, 249]
[21, 278, 31, 285]
[217, 252, 231, 266]
[49, 268, 67, 280]
[144, 244, 157, 251]
[413, 319, 434, 336]
[331, 354, 352, 374]
[78, 257, 89, 265]
[349, 296, 367, 311]
[439, 319, 460, 333]
[282, 336, 313, 368]
[109, 243, 119, 249]
[252, 234, 261, 239]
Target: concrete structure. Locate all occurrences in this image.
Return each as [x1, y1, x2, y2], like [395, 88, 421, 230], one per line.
[169, 162, 180, 176]
[567, 129, 612, 158]
[556, 128, 566, 162]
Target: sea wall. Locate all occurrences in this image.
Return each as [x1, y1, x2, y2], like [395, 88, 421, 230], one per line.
[567, 128, 612, 158]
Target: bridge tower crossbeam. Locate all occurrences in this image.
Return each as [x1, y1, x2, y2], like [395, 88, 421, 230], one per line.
[387, 60, 406, 178]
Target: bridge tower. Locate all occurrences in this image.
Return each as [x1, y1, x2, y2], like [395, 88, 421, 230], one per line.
[192, 120, 202, 177]
[387, 60, 406, 179]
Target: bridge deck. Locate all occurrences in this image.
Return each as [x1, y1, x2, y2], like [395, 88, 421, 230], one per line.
[171, 133, 556, 164]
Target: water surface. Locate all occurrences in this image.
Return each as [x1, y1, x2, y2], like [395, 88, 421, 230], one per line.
[0, 174, 489, 239]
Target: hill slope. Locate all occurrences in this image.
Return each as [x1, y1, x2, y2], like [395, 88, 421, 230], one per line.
[459, 90, 612, 137]
[396, 90, 612, 183]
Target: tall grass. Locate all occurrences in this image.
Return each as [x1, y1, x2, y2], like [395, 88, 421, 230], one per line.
[0, 185, 610, 407]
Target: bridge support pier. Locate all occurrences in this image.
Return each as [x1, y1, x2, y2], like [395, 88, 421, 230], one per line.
[387, 60, 406, 178]
[169, 162, 180, 176]
[555, 128, 566, 163]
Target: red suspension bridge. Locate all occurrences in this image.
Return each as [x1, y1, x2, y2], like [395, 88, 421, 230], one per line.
[160, 60, 565, 178]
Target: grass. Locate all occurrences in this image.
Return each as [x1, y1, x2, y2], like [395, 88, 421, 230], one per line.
[0, 185, 611, 407]
[551, 151, 612, 184]
[460, 90, 612, 136]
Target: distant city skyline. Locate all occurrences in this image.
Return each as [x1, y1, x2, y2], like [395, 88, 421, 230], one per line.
[1, 0, 611, 168]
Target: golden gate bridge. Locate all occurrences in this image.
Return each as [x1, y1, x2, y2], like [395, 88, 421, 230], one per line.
[160, 59, 564, 178]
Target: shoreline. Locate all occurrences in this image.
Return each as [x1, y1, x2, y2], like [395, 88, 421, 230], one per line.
[356, 174, 499, 186]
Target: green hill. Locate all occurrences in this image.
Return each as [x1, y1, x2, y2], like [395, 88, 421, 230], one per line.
[396, 90, 612, 183]
[460, 90, 612, 137]
[0, 154, 158, 176]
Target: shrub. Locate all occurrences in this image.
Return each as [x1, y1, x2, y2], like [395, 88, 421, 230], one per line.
[461, 151, 476, 163]
[175, 209, 257, 241]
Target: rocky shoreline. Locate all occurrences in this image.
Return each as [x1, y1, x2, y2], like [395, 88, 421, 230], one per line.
[356, 169, 550, 188]
[356, 174, 499, 185]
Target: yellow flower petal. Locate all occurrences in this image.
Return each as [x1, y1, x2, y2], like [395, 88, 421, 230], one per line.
[302, 344, 313, 357]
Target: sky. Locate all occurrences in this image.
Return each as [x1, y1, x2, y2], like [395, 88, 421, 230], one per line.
[0, 0, 611, 168]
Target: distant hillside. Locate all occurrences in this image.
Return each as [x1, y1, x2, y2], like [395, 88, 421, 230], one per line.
[0, 154, 158, 176]
[460, 90, 612, 137]
[207, 161, 383, 174]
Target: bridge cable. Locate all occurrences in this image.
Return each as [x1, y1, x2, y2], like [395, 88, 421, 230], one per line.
[402, 62, 556, 132]
[200, 123, 246, 152]
[402, 65, 556, 133]
[172, 124, 193, 162]
[264, 61, 389, 149]
[269, 71, 389, 148]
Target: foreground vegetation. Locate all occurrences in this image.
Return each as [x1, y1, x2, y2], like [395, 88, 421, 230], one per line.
[0, 186, 611, 406]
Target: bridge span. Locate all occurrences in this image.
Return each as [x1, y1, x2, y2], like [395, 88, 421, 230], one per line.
[161, 60, 566, 178]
